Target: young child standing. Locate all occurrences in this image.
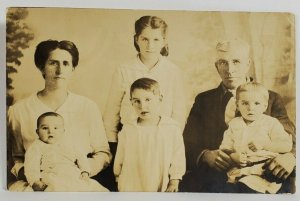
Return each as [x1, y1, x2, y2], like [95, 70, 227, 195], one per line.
[113, 78, 186, 192]
[219, 82, 292, 193]
[24, 112, 109, 192]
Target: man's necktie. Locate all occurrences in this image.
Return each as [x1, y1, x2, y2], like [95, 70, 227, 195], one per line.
[222, 91, 233, 109]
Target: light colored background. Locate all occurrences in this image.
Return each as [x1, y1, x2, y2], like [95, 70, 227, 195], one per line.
[1, 0, 299, 201]
[9, 8, 296, 124]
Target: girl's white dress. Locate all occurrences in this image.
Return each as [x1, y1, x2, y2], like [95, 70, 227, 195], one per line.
[114, 117, 186, 192]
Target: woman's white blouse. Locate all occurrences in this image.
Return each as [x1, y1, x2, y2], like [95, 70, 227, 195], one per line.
[8, 92, 112, 177]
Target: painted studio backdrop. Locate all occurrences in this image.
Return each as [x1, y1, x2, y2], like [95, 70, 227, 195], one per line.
[7, 8, 295, 124]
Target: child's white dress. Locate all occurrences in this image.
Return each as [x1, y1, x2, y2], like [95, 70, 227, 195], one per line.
[114, 117, 186, 192]
[220, 114, 293, 193]
[24, 137, 108, 192]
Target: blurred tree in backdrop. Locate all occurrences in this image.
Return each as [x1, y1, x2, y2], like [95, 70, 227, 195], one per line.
[6, 8, 34, 107]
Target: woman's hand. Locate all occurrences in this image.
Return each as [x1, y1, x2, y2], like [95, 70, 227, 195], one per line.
[165, 179, 179, 192]
[32, 180, 47, 191]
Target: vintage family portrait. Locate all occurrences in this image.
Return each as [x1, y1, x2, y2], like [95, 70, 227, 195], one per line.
[6, 7, 296, 193]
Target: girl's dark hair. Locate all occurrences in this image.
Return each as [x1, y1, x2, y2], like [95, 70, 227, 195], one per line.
[134, 16, 169, 56]
[34, 40, 79, 71]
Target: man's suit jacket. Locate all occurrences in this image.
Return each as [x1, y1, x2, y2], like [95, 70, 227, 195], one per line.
[183, 83, 295, 173]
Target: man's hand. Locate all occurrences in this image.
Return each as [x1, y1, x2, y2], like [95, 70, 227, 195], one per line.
[217, 149, 235, 171]
[202, 149, 233, 171]
[165, 179, 179, 192]
[263, 153, 295, 181]
[202, 150, 218, 169]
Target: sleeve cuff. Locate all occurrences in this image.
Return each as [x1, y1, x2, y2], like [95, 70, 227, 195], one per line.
[107, 133, 118, 143]
[81, 168, 91, 176]
[196, 149, 209, 167]
[170, 174, 183, 180]
[81, 171, 90, 176]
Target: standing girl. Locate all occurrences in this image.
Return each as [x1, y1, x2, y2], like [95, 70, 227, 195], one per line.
[104, 16, 186, 146]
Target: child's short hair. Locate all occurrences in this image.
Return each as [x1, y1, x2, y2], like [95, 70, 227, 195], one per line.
[130, 77, 160, 97]
[236, 82, 269, 103]
[37, 112, 64, 128]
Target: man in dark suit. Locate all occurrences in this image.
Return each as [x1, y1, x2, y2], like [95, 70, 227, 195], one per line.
[181, 39, 295, 193]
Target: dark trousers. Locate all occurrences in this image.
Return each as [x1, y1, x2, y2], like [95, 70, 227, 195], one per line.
[180, 165, 295, 193]
[180, 165, 229, 193]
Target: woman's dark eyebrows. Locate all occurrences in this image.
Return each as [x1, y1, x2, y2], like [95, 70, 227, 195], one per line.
[47, 59, 57, 62]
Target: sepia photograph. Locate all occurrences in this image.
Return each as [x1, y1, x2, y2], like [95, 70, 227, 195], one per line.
[3, 3, 297, 200]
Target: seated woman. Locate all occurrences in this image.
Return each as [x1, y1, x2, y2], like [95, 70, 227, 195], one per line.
[8, 40, 112, 191]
